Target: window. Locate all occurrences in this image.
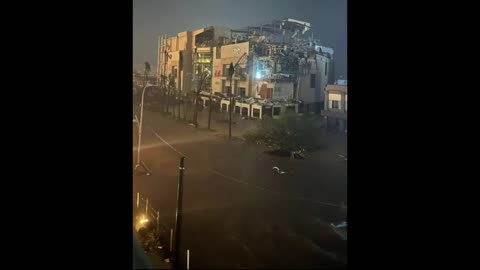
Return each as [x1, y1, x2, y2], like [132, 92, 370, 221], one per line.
[172, 66, 178, 78]
[253, 108, 260, 117]
[310, 74, 316, 88]
[332, 100, 339, 109]
[325, 62, 328, 76]
[196, 53, 212, 63]
[239, 87, 246, 97]
[223, 64, 229, 77]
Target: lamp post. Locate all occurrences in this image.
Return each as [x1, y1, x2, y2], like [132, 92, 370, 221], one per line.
[134, 83, 152, 176]
[227, 52, 247, 139]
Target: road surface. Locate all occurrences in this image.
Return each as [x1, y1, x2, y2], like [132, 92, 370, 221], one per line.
[133, 107, 347, 269]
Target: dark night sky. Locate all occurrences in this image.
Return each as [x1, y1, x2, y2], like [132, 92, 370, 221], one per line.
[133, 0, 347, 78]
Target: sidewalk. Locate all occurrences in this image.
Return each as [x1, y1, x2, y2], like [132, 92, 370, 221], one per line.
[136, 104, 346, 154]
[136, 104, 260, 140]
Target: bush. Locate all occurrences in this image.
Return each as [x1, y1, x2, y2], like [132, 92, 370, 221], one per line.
[244, 111, 326, 153]
[137, 223, 162, 253]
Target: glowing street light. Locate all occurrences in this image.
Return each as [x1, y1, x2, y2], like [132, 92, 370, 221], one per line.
[135, 214, 150, 231]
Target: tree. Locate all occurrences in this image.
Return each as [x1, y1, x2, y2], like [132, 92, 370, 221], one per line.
[228, 63, 235, 138]
[244, 112, 326, 154]
[138, 223, 162, 253]
[143, 62, 151, 87]
[192, 69, 210, 128]
[167, 73, 176, 117]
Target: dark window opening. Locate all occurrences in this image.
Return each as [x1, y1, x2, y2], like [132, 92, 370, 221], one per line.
[273, 107, 281, 116]
[241, 107, 248, 117]
[253, 108, 260, 117]
[332, 100, 339, 109]
[239, 87, 246, 97]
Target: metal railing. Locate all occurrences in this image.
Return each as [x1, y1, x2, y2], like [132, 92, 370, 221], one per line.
[133, 193, 191, 269]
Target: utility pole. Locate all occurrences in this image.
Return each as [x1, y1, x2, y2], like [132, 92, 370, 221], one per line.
[173, 157, 185, 270]
[227, 53, 247, 139]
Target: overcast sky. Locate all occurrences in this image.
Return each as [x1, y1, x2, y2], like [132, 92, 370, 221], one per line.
[133, 0, 347, 78]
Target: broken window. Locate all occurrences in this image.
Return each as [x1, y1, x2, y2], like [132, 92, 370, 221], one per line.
[195, 29, 214, 47]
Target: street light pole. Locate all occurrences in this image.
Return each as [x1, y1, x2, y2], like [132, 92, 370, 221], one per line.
[173, 156, 185, 270]
[134, 83, 152, 176]
[227, 53, 247, 140]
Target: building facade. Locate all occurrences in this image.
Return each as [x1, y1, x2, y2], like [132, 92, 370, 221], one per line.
[321, 82, 347, 133]
[158, 19, 335, 117]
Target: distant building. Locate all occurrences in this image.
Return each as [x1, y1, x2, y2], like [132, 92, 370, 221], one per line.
[321, 82, 347, 133]
[158, 19, 335, 118]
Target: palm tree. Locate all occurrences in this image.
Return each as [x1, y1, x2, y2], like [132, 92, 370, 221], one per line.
[143, 62, 151, 87]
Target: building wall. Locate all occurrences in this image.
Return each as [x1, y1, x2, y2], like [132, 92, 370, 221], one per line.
[273, 82, 295, 99]
[159, 31, 195, 93]
[297, 54, 334, 110]
[159, 24, 335, 107]
[328, 93, 343, 109]
[212, 42, 251, 95]
[323, 84, 347, 114]
[322, 84, 347, 133]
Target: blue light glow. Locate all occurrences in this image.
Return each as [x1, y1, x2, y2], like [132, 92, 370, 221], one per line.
[255, 71, 262, 79]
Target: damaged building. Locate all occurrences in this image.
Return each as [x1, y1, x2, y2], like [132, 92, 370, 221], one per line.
[157, 18, 334, 117]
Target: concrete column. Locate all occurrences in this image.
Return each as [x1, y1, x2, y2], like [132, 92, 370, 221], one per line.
[324, 91, 329, 110]
[338, 118, 345, 133]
